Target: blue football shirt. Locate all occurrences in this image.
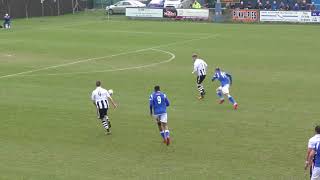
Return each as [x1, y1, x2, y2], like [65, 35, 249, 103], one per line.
[212, 71, 232, 87]
[314, 142, 320, 167]
[149, 91, 170, 115]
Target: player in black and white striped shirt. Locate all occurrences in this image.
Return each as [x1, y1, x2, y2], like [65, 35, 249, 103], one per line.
[192, 53, 208, 99]
[91, 81, 117, 134]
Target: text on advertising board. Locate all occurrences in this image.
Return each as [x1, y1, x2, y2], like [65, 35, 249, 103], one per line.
[126, 8, 163, 18]
[232, 10, 258, 22]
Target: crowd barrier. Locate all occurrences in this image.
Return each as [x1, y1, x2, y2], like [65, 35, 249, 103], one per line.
[125, 7, 320, 23]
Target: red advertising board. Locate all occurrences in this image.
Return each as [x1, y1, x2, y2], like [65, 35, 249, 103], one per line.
[232, 10, 259, 22]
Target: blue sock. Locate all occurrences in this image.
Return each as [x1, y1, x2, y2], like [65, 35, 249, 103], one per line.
[160, 131, 165, 140]
[165, 130, 170, 138]
[217, 91, 223, 99]
[228, 95, 236, 105]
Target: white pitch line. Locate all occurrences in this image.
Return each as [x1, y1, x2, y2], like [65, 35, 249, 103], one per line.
[21, 49, 175, 77]
[0, 34, 219, 79]
[50, 28, 214, 37]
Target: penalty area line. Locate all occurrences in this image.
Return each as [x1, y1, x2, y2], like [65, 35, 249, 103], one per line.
[0, 34, 219, 79]
[20, 49, 175, 77]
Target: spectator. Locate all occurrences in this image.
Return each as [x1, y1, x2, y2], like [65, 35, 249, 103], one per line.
[264, 0, 272, 9]
[309, 2, 316, 10]
[230, 2, 236, 9]
[239, 1, 245, 9]
[247, 1, 253, 9]
[285, 3, 290, 10]
[293, 3, 300, 10]
[192, 0, 202, 8]
[3, 14, 11, 29]
[258, 2, 264, 9]
[272, 0, 278, 10]
[301, 0, 307, 10]
[255, 0, 259, 9]
[279, 1, 285, 10]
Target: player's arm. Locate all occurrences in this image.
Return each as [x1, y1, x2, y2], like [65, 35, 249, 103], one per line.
[305, 148, 313, 162]
[91, 93, 97, 107]
[305, 148, 316, 170]
[192, 63, 197, 74]
[226, 73, 233, 85]
[165, 98, 170, 107]
[212, 74, 217, 82]
[108, 97, 118, 109]
[149, 95, 153, 116]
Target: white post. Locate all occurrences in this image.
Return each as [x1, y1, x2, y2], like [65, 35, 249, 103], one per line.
[57, 0, 60, 16]
[72, 0, 75, 14]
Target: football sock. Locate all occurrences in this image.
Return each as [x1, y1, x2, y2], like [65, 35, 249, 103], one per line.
[165, 130, 170, 138]
[106, 116, 111, 128]
[228, 95, 236, 105]
[160, 131, 165, 140]
[217, 91, 223, 100]
[197, 84, 204, 95]
[101, 120, 109, 129]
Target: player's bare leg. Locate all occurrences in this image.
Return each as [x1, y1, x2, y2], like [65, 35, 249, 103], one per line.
[216, 88, 224, 104]
[162, 123, 170, 146]
[157, 120, 166, 143]
[225, 93, 238, 110]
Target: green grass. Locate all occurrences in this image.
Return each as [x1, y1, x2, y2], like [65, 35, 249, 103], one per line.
[0, 11, 319, 180]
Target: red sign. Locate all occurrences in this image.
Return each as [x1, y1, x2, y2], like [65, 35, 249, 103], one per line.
[232, 10, 259, 22]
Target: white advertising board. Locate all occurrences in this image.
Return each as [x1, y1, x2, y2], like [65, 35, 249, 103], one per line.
[176, 9, 209, 19]
[260, 11, 320, 23]
[126, 8, 163, 18]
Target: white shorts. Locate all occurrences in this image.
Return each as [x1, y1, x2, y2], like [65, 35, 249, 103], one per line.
[217, 84, 230, 94]
[312, 166, 320, 180]
[153, 113, 168, 123]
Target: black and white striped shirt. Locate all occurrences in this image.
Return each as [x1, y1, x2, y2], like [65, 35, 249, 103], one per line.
[91, 87, 111, 109]
[193, 58, 208, 76]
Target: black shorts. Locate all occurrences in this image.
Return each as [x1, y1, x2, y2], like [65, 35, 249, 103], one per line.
[98, 108, 108, 119]
[197, 75, 206, 84]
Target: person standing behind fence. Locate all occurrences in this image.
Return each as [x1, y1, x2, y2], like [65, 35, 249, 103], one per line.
[301, 0, 307, 10]
[192, 0, 202, 9]
[247, 1, 253, 9]
[279, 1, 285, 10]
[3, 14, 11, 29]
[255, 0, 264, 9]
[309, 2, 316, 11]
[272, 0, 277, 10]
[264, 0, 272, 10]
[293, 3, 300, 10]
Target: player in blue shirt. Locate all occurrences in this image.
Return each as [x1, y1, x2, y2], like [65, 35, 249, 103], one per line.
[3, 14, 11, 29]
[149, 85, 171, 145]
[306, 142, 320, 179]
[212, 67, 238, 110]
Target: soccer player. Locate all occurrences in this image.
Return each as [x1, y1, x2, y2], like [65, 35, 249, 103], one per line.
[192, 53, 208, 99]
[305, 126, 320, 178]
[91, 80, 117, 134]
[3, 14, 11, 29]
[306, 141, 320, 179]
[212, 67, 238, 110]
[149, 85, 171, 145]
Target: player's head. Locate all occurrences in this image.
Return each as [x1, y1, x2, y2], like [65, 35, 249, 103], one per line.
[315, 125, 320, 134]
[215, 67, 221, 72]
[154, 85, 160, 92]
[96, 80, 101, 87]
[5, 14, 8, 16]
[192, 53, 198, 61]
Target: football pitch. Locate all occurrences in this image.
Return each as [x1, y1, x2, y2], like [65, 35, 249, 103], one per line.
[0, 11, 319, 180]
